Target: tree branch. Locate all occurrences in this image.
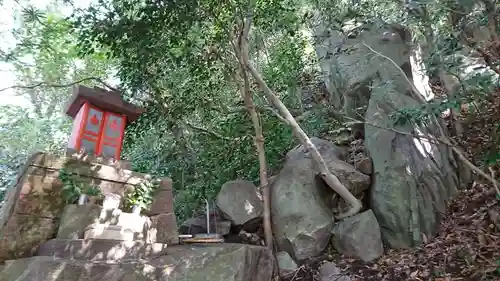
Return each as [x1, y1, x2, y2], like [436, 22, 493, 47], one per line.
[185, 122, 233, 141]
[0, 77, 120, 93]
[362, 41, 427, 104]
[239, 5, 361, 220]
[229, 105, 289, 123]
[345, 116, 500, 192]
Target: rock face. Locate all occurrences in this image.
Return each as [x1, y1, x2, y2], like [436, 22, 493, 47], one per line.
[314, 21, 461, 249]
[271, 138, 370, 260]
[216, 180, 263, 231]
[1, 243, 274, 281]
[332, 210, 383, 262]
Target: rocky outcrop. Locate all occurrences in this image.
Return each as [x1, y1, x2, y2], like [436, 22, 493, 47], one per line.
[314, 21, 462, 249]
[216, 180, 263, 231]
[332, 210, 383, 262]
[271, 138, 370, 260]
[1, 243, 274, 281]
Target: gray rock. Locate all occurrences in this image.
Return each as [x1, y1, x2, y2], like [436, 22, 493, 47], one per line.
[216, 180, 263, 231]
[276, 251, 297, 272]
[314, 20, 462, 249]
[319, 262, 352, 281]
[353, 153, 372, 175]
[332, 210, 383, 262]
[365, 74, 459, 248]
[272, 138, 369, 260]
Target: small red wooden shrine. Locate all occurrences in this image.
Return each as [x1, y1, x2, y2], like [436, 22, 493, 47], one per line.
[64, 85, 145, 159]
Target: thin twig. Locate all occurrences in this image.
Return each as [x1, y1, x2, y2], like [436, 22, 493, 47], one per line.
[361, 41, 426, 104]
[345, 116, 500, 188]
[0, 77, 119, 93]
[185, 122, 233, 141]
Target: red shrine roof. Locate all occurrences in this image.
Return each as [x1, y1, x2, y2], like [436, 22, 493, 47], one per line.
[64, 85, 146, 124]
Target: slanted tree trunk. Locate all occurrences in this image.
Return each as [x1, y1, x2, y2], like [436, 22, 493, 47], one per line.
[237, 12, 362, 219]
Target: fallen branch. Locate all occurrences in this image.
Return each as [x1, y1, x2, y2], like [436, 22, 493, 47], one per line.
[239, 6, 361, 219]
[0, 77, 119, 93]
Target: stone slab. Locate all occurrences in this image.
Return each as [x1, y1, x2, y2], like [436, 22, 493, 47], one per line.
[31, 153, 149, 186]
[0, 244, 274, 281]
[36, 239, 168, 261]
[57, 204, 102, 239]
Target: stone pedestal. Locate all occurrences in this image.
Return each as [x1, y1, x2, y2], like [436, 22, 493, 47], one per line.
[149, 178, 174, 215]
[149, 178, 179, 245]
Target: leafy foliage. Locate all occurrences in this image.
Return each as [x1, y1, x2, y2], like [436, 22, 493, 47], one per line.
[58, 168, 101, 204]
[124, 180, 160, 211]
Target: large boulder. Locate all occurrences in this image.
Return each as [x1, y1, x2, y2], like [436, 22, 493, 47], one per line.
[331, 210, 383, 262]
[216, 180, 263, 231]
[365, 75, 459, 249]
[314, 20, 461, 248]
[271, 138, 370, 260]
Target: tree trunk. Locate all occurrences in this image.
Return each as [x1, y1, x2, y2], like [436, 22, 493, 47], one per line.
[238, 17, 361, 219]
[232, 34, 274, 250]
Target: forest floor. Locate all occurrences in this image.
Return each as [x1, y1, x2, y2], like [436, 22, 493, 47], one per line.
[283, 86, 500, 281]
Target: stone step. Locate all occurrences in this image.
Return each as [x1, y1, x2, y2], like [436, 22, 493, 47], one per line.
[35, 239, 168, 261]
[0, 256, 154, 281]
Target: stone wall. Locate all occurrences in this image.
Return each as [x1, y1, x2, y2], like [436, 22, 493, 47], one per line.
[0, 152, 179, 263]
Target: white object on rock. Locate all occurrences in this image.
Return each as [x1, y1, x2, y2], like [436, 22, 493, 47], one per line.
[77, 194, 87, 205]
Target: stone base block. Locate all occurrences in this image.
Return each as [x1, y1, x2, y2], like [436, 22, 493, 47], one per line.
[84, 224, 134, 241]
[57, 204, 102, 239]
